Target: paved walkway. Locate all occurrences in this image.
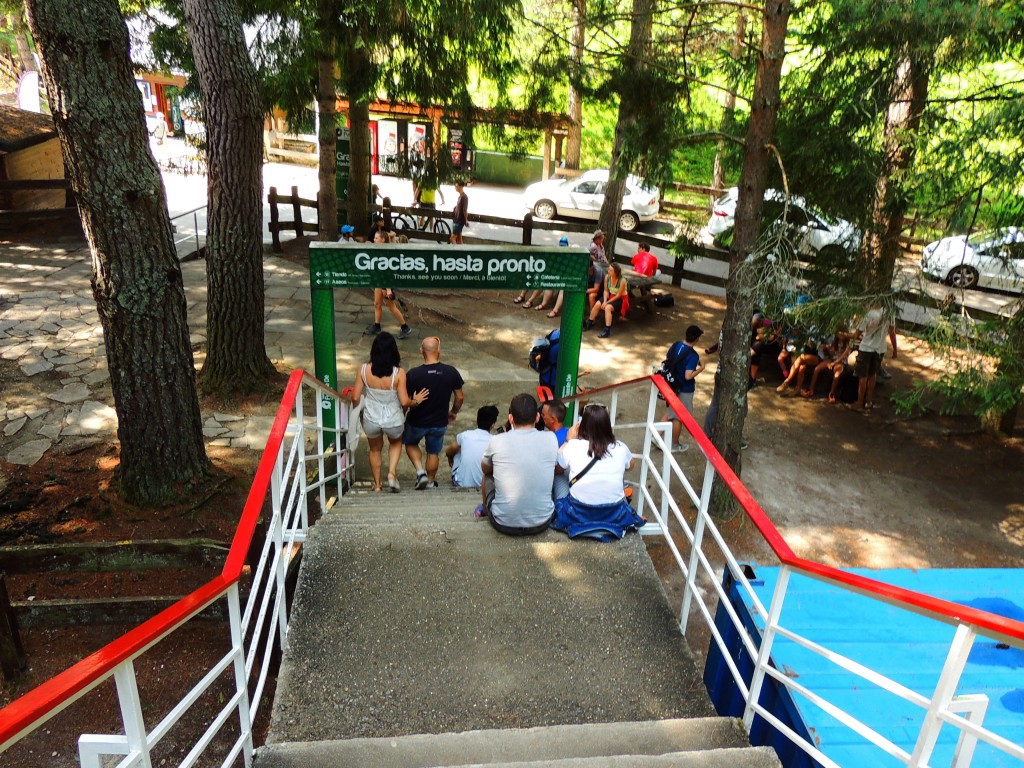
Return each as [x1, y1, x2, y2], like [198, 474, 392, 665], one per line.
[0, 240, 536, 470]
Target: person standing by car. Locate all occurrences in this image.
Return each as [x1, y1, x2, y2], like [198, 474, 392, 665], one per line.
[450, 180, 469, 244]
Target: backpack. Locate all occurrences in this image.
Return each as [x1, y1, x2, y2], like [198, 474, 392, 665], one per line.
[529, 329, 560, 388]
[657, 341, 697, 392]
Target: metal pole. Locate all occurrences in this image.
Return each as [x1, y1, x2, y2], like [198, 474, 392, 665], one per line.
[909, 624, 976, 767]
[743, 564, 791, 732]
[635, 382, 660, 523]
[227, 584, 255, 767]
[680, 459, 716, 634]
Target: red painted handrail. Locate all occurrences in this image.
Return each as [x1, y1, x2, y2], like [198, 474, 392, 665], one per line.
[0, 369, 344, 749]
[2, 369, 1022, 753]
[649, 374, 1024, 644]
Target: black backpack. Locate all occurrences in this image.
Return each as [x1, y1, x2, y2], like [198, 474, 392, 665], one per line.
[529, 329, 560, 388]
[658, 341, 697, 392]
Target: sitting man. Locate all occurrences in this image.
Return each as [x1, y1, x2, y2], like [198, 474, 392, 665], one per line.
[541, 398, 570, 499]
[480, 393, 559, 536]
[630, 242, 660, 277]
[446, 405, 499, 488]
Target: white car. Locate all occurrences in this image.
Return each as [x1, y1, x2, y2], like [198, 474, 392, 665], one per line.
[522, 169, 660, 232]
[702, 187, 861, 260]
[921, 227, 1024, 292]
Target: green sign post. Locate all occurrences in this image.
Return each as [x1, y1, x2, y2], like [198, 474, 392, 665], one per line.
[309, 242, 589, 428]
[335, 127, 350, 233]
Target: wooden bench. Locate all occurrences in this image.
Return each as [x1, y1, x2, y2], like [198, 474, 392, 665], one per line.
[622, 269, 658, 313]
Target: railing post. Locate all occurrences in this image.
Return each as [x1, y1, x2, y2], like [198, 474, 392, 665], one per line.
[227, 584, 255, 767]
[193, 210, 201, 259]
[114, 661, 153, 767]
[743, 563, 791, 732]
[680, 459, 716, 634]
[271, 441, 288, 647]
[522, 212, 533, 245]
[635, 382, 660, 526]
[315, 382, 328, 515]
[269, 186, 282, 253]
[291, 185, 303, 238]
[295, 385, 309, 532]
[909, 624, 976, 767]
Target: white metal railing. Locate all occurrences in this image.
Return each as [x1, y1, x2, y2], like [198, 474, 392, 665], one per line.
[0, 370, 352, 767]
[592, 376, 1024, 768]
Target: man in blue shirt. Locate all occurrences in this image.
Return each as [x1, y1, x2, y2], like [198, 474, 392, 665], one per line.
[664, 325, 705, 453]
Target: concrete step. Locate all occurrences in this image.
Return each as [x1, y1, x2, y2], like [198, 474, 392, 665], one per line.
[254, 718, 781, 768]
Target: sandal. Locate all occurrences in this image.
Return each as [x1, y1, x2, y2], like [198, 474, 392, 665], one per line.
[800, 389, 813, 398]
[828, 393, 837, 404]
[522, 301, 533, 309]
[534, 304, 549, 311]
[513, 296, 524, 304]
[546, 310, 559, 318]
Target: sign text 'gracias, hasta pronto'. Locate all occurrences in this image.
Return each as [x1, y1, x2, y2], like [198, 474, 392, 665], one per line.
[354, 251, 549, 277]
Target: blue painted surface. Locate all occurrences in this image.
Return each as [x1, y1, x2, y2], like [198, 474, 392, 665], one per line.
[707, 567, 1024, 767]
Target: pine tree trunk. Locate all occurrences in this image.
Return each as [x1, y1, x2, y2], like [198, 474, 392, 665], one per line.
[710, 0, 792, 519]
[565, 0, 585, 171]
[317, 38, 338, 241]
[345, 44, 372, 233]
[24, 0, 209, 504]
[597, 0, 653, 253]
[12, 12, 37, 72]
[183, 0, 275, 396]
[711, 10, 745, 197]
[861, 53, 930, 294]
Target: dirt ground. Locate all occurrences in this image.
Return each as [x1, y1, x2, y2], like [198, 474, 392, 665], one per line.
[2, 237, 1023, 764]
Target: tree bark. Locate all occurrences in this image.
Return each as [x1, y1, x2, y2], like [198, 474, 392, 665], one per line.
[183, 0, 275, 396]
[565, 0, 586, 171]
[317, 35, 338, 241]
[597, 0, 654, 255]
[344, 44, 372, 233]
[11, 12, 38, 73]
[24, 0, 209, 504]
[711, 10, 745, 197]
[860, 53, 930, 294]
[710, 0, 792, 518]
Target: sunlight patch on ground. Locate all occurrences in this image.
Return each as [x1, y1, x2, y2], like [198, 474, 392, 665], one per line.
[999, 506, 1024, 547]
[784, 526, 932, 570]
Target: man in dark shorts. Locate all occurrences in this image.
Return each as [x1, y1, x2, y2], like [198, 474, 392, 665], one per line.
[450, 180, 468, 244]
[404, 336, 465, 489]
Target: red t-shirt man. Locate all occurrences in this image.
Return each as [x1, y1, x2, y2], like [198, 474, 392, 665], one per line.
[631, 244, 659, 277]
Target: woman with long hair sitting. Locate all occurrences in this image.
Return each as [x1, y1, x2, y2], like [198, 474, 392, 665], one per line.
[351, 332, 428, 492]
[585, 262, 629, 338]
[552, 403, 645, 540]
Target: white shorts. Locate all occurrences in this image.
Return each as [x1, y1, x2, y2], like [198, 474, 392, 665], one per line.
[361, 414, 404, 440]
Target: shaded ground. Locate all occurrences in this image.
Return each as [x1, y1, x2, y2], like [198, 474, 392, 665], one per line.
[1, 235, 1023, 765]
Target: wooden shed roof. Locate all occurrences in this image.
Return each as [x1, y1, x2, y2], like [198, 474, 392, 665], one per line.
[0, 105, 57, 153]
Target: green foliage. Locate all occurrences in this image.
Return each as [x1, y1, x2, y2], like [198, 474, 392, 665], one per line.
[892, 309, 1024, 425]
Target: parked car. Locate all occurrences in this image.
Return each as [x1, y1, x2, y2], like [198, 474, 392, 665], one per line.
[701, 187, 861, 260]
[522, 169, 660, 232]
[921, 227, 1024, 292]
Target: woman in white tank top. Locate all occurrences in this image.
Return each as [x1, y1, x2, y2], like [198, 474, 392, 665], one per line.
[351, 332, 428, 492]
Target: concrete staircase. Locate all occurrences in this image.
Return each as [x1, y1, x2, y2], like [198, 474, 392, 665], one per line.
[254, 485, 780, 768]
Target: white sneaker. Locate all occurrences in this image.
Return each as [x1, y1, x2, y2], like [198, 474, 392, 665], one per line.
[671, 443, 688, 453]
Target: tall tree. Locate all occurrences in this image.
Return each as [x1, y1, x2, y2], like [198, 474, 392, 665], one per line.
[565, 0, 586, 171]
[316, 24, 337, 242]
[709, 0, 792, 513]
[597, 0, 655, 256]
[183, 0, 276, 396]
[24, 0, 209, 503]
[711, 9, 745, 196]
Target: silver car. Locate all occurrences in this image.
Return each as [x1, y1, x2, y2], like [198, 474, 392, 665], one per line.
[921, 227, 1024, 292]
[522, 169, 660, 232]
[701, 187, 861, 260]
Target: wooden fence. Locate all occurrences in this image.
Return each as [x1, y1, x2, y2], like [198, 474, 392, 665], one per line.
[264, 185, 999, 332]
[0, 178, 80, 235]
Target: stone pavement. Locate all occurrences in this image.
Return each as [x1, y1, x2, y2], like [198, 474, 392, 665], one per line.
[0, 241, 536, 469]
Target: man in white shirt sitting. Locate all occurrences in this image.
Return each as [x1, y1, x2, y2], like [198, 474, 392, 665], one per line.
[446, 405, 499, 488]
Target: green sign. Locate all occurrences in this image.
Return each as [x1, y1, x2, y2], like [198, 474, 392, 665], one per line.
[309, 243, 589, 428]
[310, 243, 588, 291]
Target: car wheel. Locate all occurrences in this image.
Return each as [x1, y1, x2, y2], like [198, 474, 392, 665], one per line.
[946, 265, 979, 289]
[533, 200, 556, 220]
[618, 211, 639, 232]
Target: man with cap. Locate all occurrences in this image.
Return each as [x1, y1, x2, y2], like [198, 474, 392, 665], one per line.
[340, 224, 355, 241]
[662, 324, 706, 453]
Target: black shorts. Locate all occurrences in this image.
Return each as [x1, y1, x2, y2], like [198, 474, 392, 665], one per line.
[855, 350, 882, 378]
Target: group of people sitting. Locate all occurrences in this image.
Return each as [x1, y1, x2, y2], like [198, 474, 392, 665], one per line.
[747, 303, 897, 412]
